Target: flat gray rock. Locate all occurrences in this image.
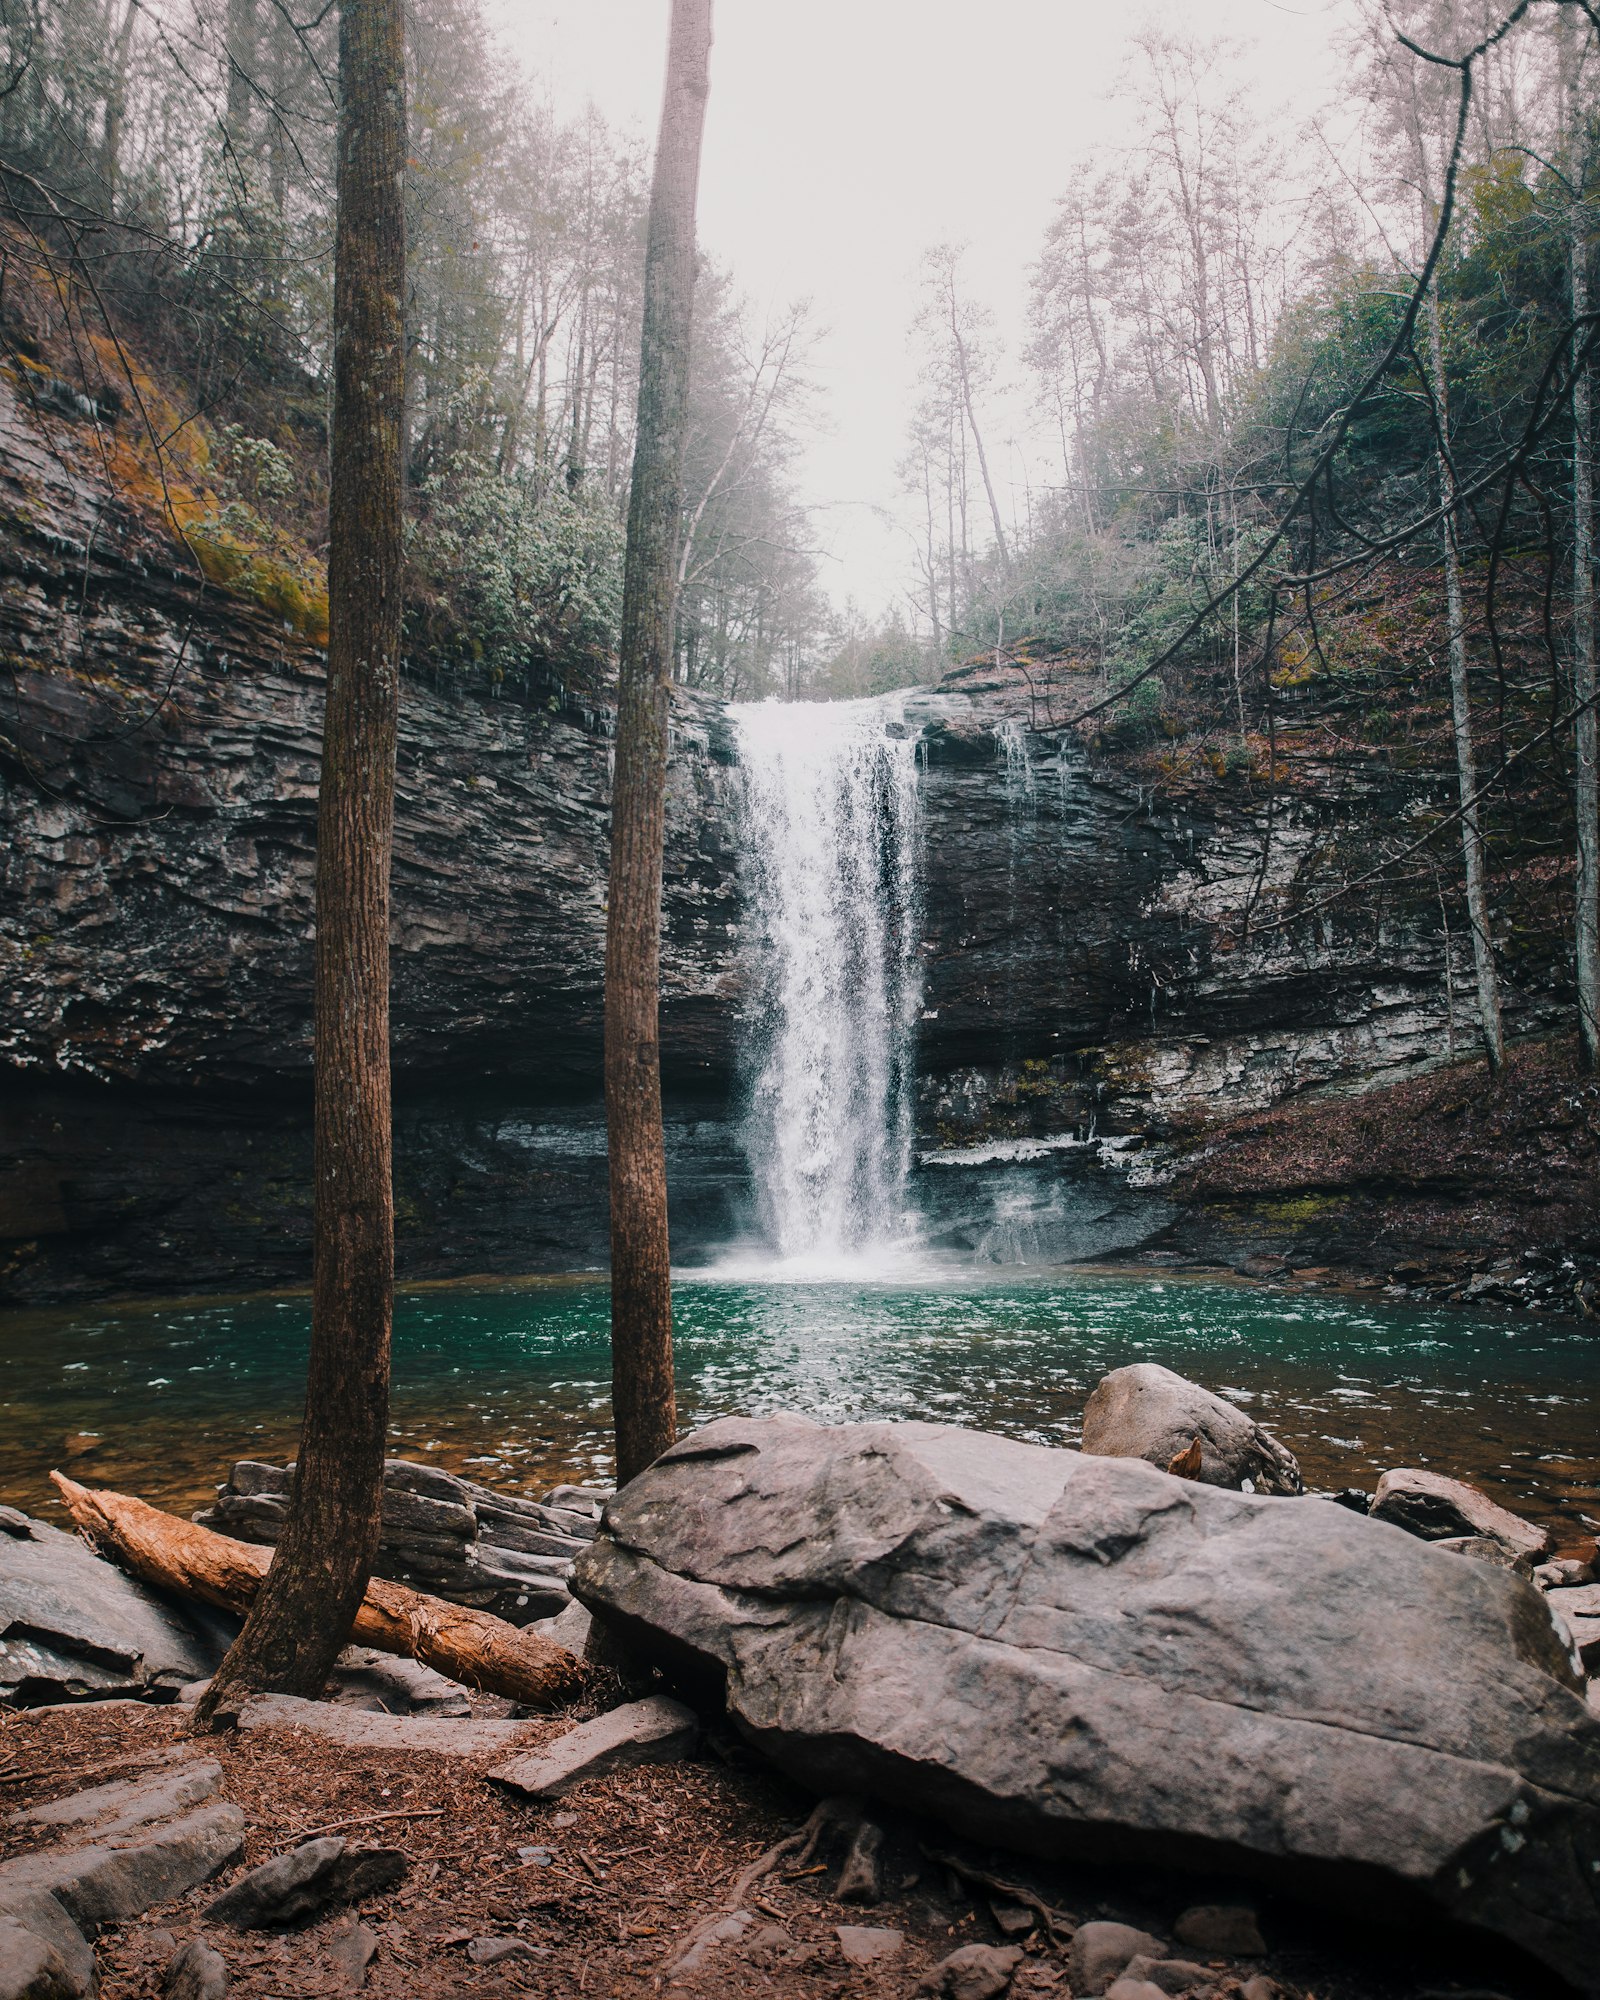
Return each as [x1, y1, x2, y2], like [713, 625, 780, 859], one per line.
[11, 1759, 221, 1841]
[835, 1923, 902, 1965]
[573, 1415, 1600, 1994]
[531, 1600, 592, 1656]
[918, 1942, 1024, 1999]
[1080, 1364, 1302, 1494]
[465, 1936, 540, 1965]
[0, 1515, 221, 1704]
[326, 1920, 377, 1988]
[1122, 1955, 1215, 1995]
[0, 1801, 245, 1997]
[488, 1695, 698, 1798]
[206, 1839, 404, 1930]
[1370, 1468, 1551, 1561]
[235, 1694, 534, 1758]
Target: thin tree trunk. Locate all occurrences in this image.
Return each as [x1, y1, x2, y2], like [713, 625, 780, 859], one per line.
[948, 309, 1008, 569]
[97, 1, 137, 205]
[197, 0, 406, 1723]
[224, 0, 256, 164]
[1427, 289, 1504, 1073]
[604, 0, 711, 1487]
[1574, 180, 1599, 1071]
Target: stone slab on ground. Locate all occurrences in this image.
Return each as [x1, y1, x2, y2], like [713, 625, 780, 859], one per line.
[234, 1694, 535, 1758]
[0, 1800, 245, 1999]
[10, 1759, 222, 1841]
[0, 1512, 221, 1705]
[1079, 1364, 1302, 1494]
[835, 1924, 902, 1966]
[918, 1942, 1025, 1999]
[206, 1838, 405, 1929]
[573, 1414, 1600, 1994]
[1370, 1468, 1551, 1561]
[1123, 1955, 1215, 1994]
[487, 1695, 699, 1798]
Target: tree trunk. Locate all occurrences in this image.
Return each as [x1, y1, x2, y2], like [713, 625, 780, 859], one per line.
[224, 0, 257, 166]
[53, 1477, 584, 1710]
[97, 1, 138, 205]
[948, 306, 1008, 569]
[196, 0, 407, 1723]
[604, 0, 712, 1487]
[1573, 176, 1599, 1072]
[1427, 288, 1504, 1073]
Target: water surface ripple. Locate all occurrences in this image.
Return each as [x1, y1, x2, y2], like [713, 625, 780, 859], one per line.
[4, 1271, 1595, 1534]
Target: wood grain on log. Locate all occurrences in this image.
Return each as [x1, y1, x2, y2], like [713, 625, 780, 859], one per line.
[50, 1474, 587, 1710]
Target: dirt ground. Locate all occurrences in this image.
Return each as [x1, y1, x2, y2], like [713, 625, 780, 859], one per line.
[0, 1691, 1557, 2000]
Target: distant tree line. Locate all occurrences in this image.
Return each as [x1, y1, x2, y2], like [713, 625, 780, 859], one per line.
[0, 0, 823, 697]
[900, 1, 1599, 1074]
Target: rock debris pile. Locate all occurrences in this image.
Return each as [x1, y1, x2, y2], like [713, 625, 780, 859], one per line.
[196, 1461, 612, 1627]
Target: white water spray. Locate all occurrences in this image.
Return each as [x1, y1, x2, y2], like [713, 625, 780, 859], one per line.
[724, 695, 922, 1275]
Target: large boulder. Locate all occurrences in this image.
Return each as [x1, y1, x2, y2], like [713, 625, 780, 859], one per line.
[1079, 1364, 1303, 1494]
[0, 1509, 222, 1705]
[573, 1416, 1599, 1992]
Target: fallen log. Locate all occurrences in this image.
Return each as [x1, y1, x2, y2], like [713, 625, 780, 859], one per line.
[50, 1473, 587, 1711]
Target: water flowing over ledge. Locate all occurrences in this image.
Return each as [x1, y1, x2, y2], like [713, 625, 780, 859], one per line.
[712, 694, 923, 1279]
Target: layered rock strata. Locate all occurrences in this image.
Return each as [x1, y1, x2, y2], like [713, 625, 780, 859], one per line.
[0, 353, 1584, 1298]
[196, 1458, 610, 1627]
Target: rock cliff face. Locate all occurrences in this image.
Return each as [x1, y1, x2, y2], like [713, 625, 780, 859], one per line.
[0, 368, 1580, 1301]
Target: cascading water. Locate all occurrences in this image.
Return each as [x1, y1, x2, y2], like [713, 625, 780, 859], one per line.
[725, 694, 922, 1274]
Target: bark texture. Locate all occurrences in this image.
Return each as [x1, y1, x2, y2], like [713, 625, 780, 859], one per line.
[198, 0, 407, 1720]
[604, 0, 712, 1485]
[1573, 185, 1599, 1073]
[52, 1475, 586, 1709]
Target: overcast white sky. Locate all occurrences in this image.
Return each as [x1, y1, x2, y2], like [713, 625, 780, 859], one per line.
[487, 1, 1349, 620]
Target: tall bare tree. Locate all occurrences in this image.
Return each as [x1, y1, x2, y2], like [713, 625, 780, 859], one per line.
[604, 0, 712, 1486]
[1426, 284, 1505, 1071]
[197, 0, 407, 1721]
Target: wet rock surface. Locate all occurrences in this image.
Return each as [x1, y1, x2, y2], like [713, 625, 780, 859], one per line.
[574, 1414, 1600, 1991]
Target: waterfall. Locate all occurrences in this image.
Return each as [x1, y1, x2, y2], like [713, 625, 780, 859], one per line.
[725, 694, 922, 1274]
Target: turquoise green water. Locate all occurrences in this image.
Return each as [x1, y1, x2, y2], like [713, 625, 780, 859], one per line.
[3, 1271, 1595, 1535]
